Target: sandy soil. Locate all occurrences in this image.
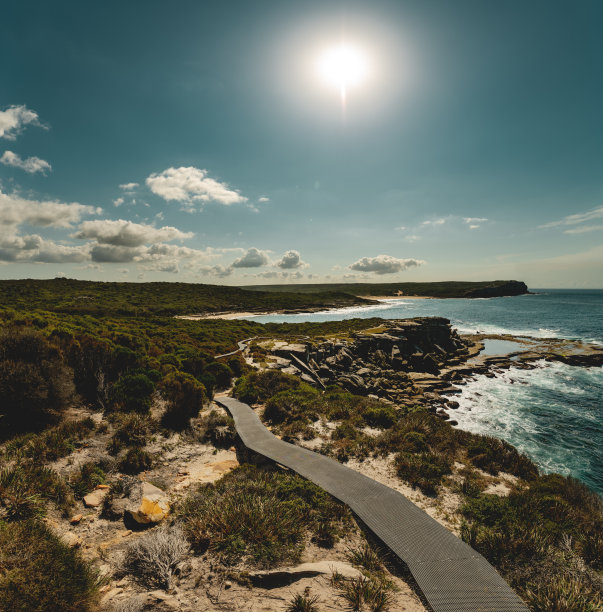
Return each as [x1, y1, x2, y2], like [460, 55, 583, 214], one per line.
[177, 312, 264, 320]
[359, 295, 433, 300]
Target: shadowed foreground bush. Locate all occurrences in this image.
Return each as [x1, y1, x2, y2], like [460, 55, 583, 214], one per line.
[0, 520, 99, 612]
[0, 328, 74, 436]
[178, 465, 350, 567]
[0, 463, 73, 519]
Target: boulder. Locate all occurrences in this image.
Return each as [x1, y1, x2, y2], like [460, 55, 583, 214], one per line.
[127, 482, 170, 525]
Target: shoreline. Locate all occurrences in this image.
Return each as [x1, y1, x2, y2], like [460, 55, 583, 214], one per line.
[177, 295, 433, 320]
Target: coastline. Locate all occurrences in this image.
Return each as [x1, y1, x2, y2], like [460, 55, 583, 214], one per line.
[176, 295, 432, 320]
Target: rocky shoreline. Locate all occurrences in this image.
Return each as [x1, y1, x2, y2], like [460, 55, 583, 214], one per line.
[248, 317, 603, 424]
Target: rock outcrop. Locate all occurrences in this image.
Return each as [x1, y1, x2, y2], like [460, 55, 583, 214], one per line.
[266, 318, 470, 404]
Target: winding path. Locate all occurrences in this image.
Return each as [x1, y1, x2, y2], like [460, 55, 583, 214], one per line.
[216, 396, 529, 612]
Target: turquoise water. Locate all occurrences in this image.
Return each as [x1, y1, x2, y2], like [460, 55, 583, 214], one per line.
[246, 290, 603, 495]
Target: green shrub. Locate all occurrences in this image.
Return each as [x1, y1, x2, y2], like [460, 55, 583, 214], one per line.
[362, 405, 397, 429]
[523, 575, 603, 612]
[0, 520, 99, 612]
[263, 388, 321, 425]
[204, 361, 233, 390]
[119, 448, 153, 475]
[0, 463, 73, 519]
[395, 451, 452, 495]
[179, 465, 349, 567]
[460, 474, 603, 609]
[198, 410, 236, 448]
[466, 435, 538, 479]
[4, 418, 95, 462]
[110, 373, 155, 413]
[69, 462, 106, 498]
[233, 370, 302, 405]
[286, 591, 319, 612]
[159, 371, 206, 430]
[108, 413, 152, 455]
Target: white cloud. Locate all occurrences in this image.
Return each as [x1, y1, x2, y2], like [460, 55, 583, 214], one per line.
[0, 234, 90, 263]
[464, 217, 488, 224]
[540, 205, 603, 228]
[0, 188, 100, 230]
[394, 225, 406, 231]
[421, 218, 446, 226]
[0, 150, 51, 174]
[201, 264, 233, 278]
[276, 249, 307, 269]
[564, 224, 603, 235]
[0, 105, 45, 140]
[349, 255, 424, 275]
[463, 217, 488, 229]
[73, 219, 193, 247]
[119, 182, 139, 191]
[113, 197, 124, 207]
[146, 166, 247, 208]
[231, 247, 269, 268]
[258, 196, 270, 202]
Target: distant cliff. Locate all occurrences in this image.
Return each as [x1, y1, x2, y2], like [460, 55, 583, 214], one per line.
[460, 280, 529, 298]
[241, 280, 530, 299]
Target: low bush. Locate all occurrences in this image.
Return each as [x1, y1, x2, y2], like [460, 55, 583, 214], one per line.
[286, 590, 319, 612]
[0, 463, 72, 519]
[108, 413, 152, 455]
[395, 451, 452, 495]
[233, 370, 302, 405]
[198, 410, 236, 448]
[69, 462, 107, 499]
[119, 448, 153, 475]
[3, 418, 95, 462]
[110, 373, 155, 413]
[179, 465, 350, 567]
[159, 371, 206, 430]
[460, 472, 603, 609]
[0, 519, 99, 612]
[122, 525, 189, 590]
[466, 435, 538, 480]
[335, 574, 393, 612]
[362, 405, 397, 429]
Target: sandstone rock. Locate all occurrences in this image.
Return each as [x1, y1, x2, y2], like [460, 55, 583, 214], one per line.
[127, 482, 170, 524]
[83, 488, 108, 508]
[70, 514, 83, 524]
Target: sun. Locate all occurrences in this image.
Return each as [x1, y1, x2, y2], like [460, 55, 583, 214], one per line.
[317, 43, 369, 102]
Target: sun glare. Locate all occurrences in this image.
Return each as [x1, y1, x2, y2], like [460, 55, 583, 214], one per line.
[317, 43, 369, 103]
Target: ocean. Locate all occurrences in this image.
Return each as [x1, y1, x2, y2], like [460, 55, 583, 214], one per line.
[245, 290, 603, 495]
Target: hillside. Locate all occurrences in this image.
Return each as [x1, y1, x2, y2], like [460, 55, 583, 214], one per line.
[241, 280, 529, 298]
[0, 278, 372, 316]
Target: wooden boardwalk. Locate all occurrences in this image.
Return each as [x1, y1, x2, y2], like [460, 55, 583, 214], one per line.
[216, 396, 529, 612]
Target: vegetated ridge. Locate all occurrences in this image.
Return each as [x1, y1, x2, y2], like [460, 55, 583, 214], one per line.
[241, 280, 529, 298]
[0, 278, 372, 316]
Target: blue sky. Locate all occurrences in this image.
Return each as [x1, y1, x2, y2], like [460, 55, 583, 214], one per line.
[1, 0, 602, 287]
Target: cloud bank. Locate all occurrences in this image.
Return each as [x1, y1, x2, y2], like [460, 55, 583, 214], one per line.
[349, 254, 424, 275]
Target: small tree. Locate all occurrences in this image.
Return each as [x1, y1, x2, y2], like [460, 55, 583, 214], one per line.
[159, 371, 206, 430]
